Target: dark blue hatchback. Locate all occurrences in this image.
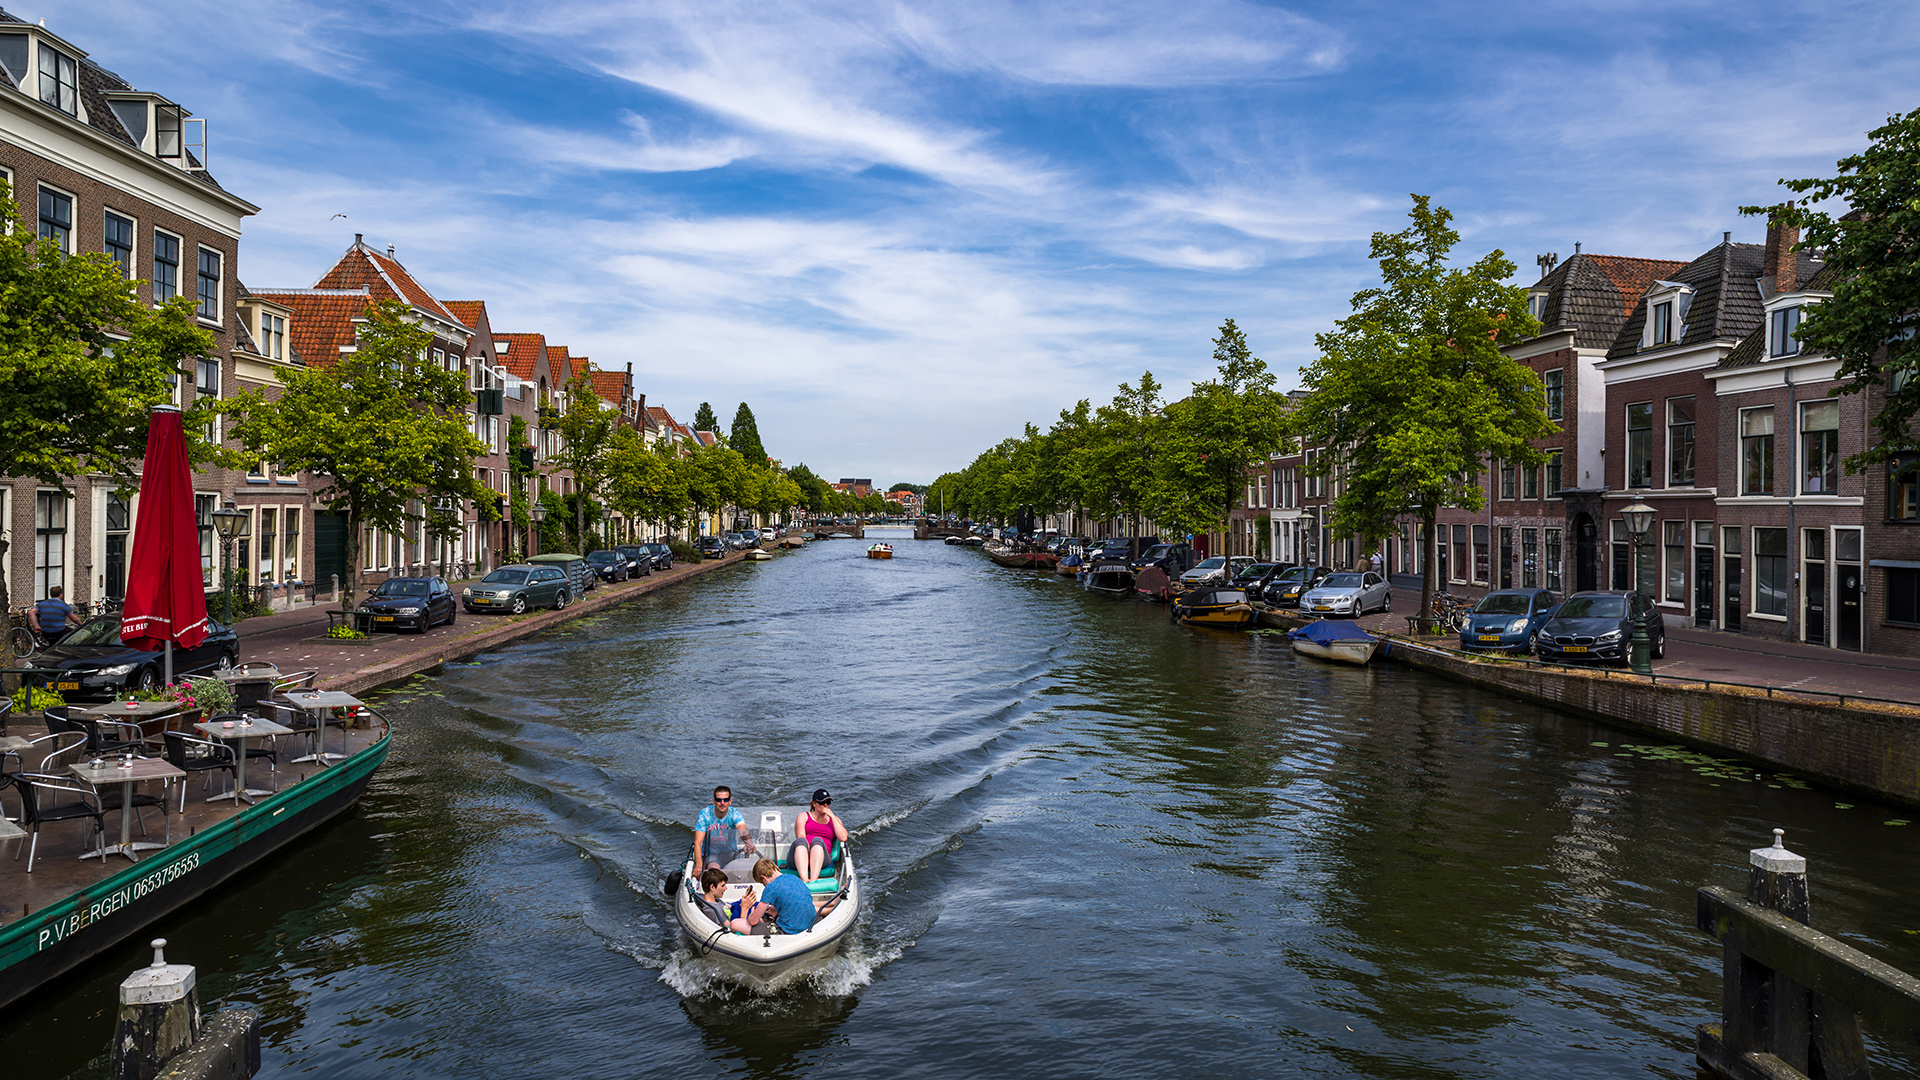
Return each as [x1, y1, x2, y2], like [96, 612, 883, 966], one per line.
[1460, 588, 1559, 654]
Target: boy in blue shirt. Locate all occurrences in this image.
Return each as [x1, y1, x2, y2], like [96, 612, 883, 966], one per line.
[745, 857, 818, 934]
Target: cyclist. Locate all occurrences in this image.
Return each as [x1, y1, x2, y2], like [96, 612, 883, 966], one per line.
[28, 585, 80, 641]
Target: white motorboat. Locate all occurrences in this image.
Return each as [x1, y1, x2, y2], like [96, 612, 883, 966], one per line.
[746, 548, 772, 561]
[1288, 620, 1380, 665]
[671, 806, 860, 987]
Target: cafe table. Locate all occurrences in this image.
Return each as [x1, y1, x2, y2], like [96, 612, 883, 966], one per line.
[279, 691, 363, 765]
[0, 816, 23, 842]
[75, 700, 183, 744]
[195, 716, 293, 804]
[70, 756, 184, 861]
[0, 735, 30, 753]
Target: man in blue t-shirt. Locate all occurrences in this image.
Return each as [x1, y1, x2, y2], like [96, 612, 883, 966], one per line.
[29, 586, 78, 639]
[751, 857, 817, 935]
[692, 785, 756, 872]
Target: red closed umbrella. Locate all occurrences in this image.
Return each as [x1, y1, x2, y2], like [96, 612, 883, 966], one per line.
[120, 406, 208, 667]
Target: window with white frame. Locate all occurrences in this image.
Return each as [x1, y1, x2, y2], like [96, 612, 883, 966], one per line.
[1626, 402, 1653, 488]
[1546, 449, 1562, 496]
[1770, 306, 1802, 358]
[1668, 397, 1695, 486]
[259, 311, 284, 360]
[283, 508, 301, 579]
[152, 230, 180, 303]
[196, 247, 222, 321]
[34, 489, 66, 597]
[1663, 520, 1686, 603]
[1799, 400, 1840, 494]
[196, 494, 215, 587]
[1754, 527, 1789, 615]
[1522, 460, 1540, 500]
[104, 211, 133, 276]
[37, 185, 71, 252]
[1742, 408, 1775, 495]
[1545, 528, 1563, 592]
[37, 42, 76, 115]
[1543, 369, 1563, 421]
[1651, 301, 1674, 345]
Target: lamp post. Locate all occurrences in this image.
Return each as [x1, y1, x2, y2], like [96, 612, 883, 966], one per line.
[210, 501, 250, 624]
[1622, 500, 1655, 675]
[530, 502, 547, 559]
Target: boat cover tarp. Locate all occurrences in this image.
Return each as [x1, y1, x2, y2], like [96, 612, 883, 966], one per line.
[1180, 589, 1248, 606]
[1289, 620, 1376, 644]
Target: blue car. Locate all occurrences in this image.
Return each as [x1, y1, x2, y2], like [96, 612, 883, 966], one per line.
[1460, 588, 1559, 654]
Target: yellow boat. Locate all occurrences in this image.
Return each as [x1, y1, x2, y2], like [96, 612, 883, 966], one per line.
[1171, 587, 1257, 629]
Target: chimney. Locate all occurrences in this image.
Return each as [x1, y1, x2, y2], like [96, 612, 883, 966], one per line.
[1574, 242, 1581, 255]
[387, 244, 396, 259]
[1764, 202, 1799, 293]
[354, 233, 363, 246]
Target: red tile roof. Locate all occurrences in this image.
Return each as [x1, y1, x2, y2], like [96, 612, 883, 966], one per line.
[1585, 255, 1691, 320]
[589, 370, 626, 405]
[313, 242, 467, 331]
[646, 405, 676, 426]
[494, 333, 548, 380]
[546, 345, 574, 384]
[246, 287, 372, 368]
[442, 300, 489, 333]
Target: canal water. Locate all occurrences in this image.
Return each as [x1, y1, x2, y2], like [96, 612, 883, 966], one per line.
[9, 529, 1920, 1078]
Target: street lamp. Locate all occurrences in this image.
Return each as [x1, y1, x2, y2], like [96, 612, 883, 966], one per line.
[530, 502, 547, 559]
[210, 501, 250, 624]
[1621, 499, 1656, 675]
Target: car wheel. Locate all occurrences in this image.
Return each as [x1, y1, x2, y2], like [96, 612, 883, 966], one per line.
[214, 652, 236, 676]
[510, 595, 528, 615]
[446, 606, 456, 625]
[134, 666, 160, 694]
[1652, 633, 1665, 660]
[556, 590, 571, 610]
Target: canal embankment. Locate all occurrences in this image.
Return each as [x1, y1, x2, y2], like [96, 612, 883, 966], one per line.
[229, 549, 765, 695]
[1253, 599, 1920, 807]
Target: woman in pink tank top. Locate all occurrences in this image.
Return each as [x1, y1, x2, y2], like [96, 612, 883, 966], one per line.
[792, 788, 850, 882]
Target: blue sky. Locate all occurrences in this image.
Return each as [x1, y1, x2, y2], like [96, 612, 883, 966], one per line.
[52, 0, 1920, 483]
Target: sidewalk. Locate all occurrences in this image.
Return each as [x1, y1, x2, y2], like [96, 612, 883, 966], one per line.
[225, 553, 747, 694]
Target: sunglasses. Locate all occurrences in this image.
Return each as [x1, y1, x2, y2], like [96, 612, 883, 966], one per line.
[714, 796, 731, 803]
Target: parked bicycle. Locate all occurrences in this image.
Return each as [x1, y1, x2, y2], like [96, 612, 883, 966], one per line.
[7, 609, 48, 658]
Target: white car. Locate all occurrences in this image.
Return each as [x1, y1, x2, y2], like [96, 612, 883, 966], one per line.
[759, 526, 776, 540]
[1299, 572, 1392, 616]
[1180, 556, 1254, 587]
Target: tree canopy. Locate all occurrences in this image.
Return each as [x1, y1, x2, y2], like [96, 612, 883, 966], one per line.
[1288, 195, 1548, 616]
[1742, 106, 1920, 469]
[220, 301, 487, 608]
[692, 402, 720, 436]
[550, 366, 618, 549]
[729, 402, 767, 467]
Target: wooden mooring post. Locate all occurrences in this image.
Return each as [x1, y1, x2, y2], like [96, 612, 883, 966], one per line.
[1695, 828, 1920, 1080]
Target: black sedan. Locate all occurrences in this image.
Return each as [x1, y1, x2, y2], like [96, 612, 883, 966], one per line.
[614, 545, 654, 577]
[587, 550, 630, 583]
[641, 542, 674, 570]
[357, 577, 457, 633]
[696, 536, 728, 559]
[33, 615, 240, 700]
[1534, 590, 1665, 666]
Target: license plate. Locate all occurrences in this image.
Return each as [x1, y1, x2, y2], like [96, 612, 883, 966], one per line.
[1563, 645, 1587, 653]
[1478, 635, 1500, 642]
[1313, 605, 1332, 611]
[375, 616, 394, 622]
[472, 598, 490, 605]
[56, 680, 79, 691]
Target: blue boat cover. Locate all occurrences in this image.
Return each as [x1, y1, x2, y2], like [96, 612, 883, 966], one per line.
[1289, 620, 1377, 644]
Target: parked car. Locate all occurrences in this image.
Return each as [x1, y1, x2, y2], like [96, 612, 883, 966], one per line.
[526, 553, 595, 595]
[586, 550, 630, 583]
[1299, 571, 1392, 616]
[695, 536, 728, 559]
[642, 542, 674, 570]
[1264, 565, 1334, 608]
[613, 545, 654, 577]
[357, 576, 459, 632]
[1460, 589, 1559, 654]
[31, 614, 239, 700]
[1181, 556, 1253, 587]
[1534, 590, 1664, 666]
[759, 526, 777, 541]
[1133, 542, 1197, 576]
[463, 564, 571, 614]
[1232, 562, 1280, 588]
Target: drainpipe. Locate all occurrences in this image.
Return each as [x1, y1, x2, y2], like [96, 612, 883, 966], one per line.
[1785, 368, 1798, 642]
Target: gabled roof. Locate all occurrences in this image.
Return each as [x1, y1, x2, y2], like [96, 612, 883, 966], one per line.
[1718, 263, 1840, 371]
[546, 345, 574, 384]
[494, 333, 549, 380]
[589, 370, 626, 405]
[695, 431, 719, 447]
[312, 238, 468, 332]
[1528, 253, 1689, 351]
[245, 287, 372, 368]
[1608, 241, 1773, 359]
[442, 300, 490, 336]
[646, 405, 676, 426]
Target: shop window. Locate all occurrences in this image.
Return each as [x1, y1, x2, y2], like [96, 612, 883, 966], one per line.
[1755, 527, 1788, 616]
[1889, 568, 1920, 626]
[1663, 520, 1686, 603]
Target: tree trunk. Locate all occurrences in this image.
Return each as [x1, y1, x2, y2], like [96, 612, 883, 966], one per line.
[576, 495, 586, 554]
[1419, 506, 1438, 622]
[342, 508, 361, 613]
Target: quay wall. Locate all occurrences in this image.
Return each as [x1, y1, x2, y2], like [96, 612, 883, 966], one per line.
[1381, 636, 1920, 807]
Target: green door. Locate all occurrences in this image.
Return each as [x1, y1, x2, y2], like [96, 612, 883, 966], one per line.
[315, 513, 349, 594]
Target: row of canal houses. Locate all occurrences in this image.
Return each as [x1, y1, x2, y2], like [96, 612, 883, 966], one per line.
[1235, 222, 1919, 660]
[0, 10, 724, 617]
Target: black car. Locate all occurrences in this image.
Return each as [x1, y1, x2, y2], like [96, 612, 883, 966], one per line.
[1264, 565, 1334, 608]
[1132, 542, 1197, 576]
[33, 614, 240, 700]
[696, 536, 728, 559]
[614, 545, 654, 577]
[1534, 590, 1665, 666]
[586, 550, 631, 583]
[357, 577, 458, 632]
[641, 542, 674, 571]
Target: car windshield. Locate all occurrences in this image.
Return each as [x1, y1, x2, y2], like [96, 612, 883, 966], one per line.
[588, 552, 617, 563]
[1140, 545, 1172, 559]
[1558, 595, 1626, 619]
[1194, 558, 1225, 569]
[61, 615, 131, 647]
[1475, 593, 1535, 614]
[1319, 574, 1363, 588]
[376, 580, 430, 596]
[1237, 564, 1275, 578]
[1278, 568, 1311, 584]
[483, 570, 529, 585]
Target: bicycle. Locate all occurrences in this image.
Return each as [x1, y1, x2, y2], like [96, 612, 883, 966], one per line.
[7, 610, 46, 658]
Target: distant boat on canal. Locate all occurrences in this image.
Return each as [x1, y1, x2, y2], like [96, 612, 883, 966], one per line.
[867, 544, 893, 559]
[1288, 620, 1380, 665]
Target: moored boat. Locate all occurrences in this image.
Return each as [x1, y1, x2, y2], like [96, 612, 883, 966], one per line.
[1055, 553, 1084, 577]
[1288, 620, 1380, 665]
[671, 805, 859, 987]
[866, 544, 893, 559]
[1171, 588, 1257, 629]
[746, 548, 773, 561]
[1084, 560, 1136, 595]
[1134, 565, 1173, 603]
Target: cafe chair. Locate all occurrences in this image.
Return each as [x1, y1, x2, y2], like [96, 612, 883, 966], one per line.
[261, 700, 323, 764]
[14, 771, 105, 871]
[205, 712, 278, 789]
[161, 731, 237, 810]
[230, 678, 279, 718]
[42, 705, 75, 736]
[272, 671, 319, 693]
[27, 729, 89, 776]
[72, 714, 147, 757]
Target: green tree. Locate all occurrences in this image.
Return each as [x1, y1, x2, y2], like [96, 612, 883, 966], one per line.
[685, 442, 752, 534]
[550, 367, 617, 550]
[693, 402, 720, 436]
[1741, 106, 1920, 470]
[1147, 319, 1289, 542]
[606, 428, 688, 539]
[1289, 195, 1548, 619]
[729, 402, 768, 467]
[221, 300, 487, 611]
[1084, 372, 1164, 554]
[786, 463, 831, 513]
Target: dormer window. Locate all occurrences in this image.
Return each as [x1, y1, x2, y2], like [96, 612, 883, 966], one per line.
[259, 311, 285, 360]
[1528, 291, 1549, 323]
[37, 43, 76, 115]
[1639, 282, 1694, 349]
[1651, 301, 1674, 345]
[1770, 306, 1802, 358]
